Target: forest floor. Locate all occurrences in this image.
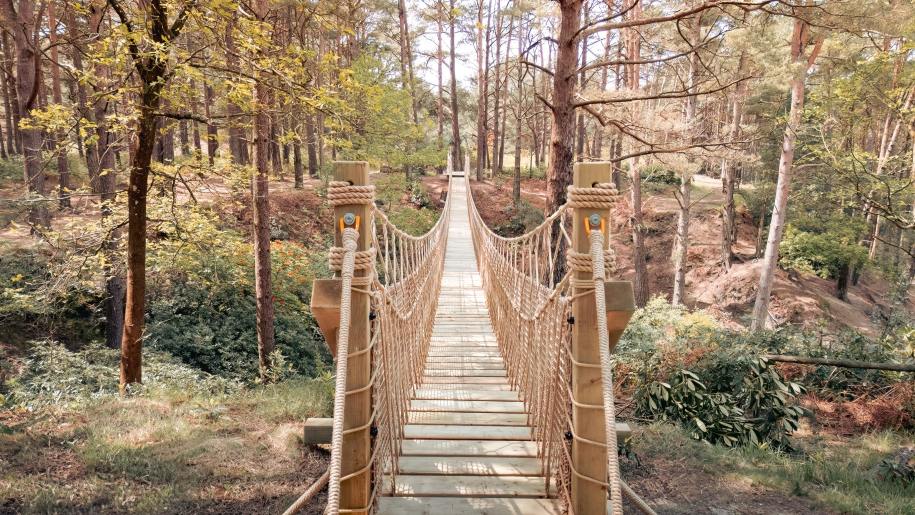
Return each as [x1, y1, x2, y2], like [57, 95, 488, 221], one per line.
[0, 379, 331, 515]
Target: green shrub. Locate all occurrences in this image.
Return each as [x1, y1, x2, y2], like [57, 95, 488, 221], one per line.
[494, 200, 544, 237]
[779, 225, 867, 279]
[620, 298, 805, 449]
[5, 342, 239, 409]
[640, 164, 679, 185]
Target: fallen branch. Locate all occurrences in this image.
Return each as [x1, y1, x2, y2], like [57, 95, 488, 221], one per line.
[764, 355, 915, 373]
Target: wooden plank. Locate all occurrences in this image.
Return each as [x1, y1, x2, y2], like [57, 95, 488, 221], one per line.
[410, 400, 525, 413]
[424, 362, 505, 370]
[400, 439, 538, 457]
[395, 456, 542, 476]
[376, 497, 560, 515]
[382, 475, 548, 497]
[414, 389, 519, 401]
[421, 376, 510, 384]
[424, 369, 506, 377]
[403, 424, 531, 440]
[417, 382, 512, 391]
[407, 411, 528, 425]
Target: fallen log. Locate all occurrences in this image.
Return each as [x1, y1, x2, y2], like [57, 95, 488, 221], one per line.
[764, 354, 915, 373]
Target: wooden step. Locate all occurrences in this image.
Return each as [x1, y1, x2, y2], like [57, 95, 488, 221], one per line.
[424, 369, 506, 377]
[424, 363, 506, 370]
[416, 383, 512, 391]
[408, 411, 528, 425]
[395, 456, 542, 476]
[383, 475, 549, 498]
[401, 439, 538, 457]
[414, 389, 519, 401]
[403, 424, 531, 440]
[410, 400, 525, 413]
[376, 497, 560, 515]
[422, 376, 510, 384]
[426, 356, 503, 363]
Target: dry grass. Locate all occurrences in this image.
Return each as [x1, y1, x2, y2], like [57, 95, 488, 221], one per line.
[0, 379, 331, 514]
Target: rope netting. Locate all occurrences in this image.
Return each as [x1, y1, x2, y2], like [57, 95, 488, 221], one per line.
[466, 180, 655, 515]
[321, 178, 452, 515]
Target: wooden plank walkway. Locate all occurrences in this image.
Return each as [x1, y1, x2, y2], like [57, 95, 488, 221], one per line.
[377, 177, 560, 515]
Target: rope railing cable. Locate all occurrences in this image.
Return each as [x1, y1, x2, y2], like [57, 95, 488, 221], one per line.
[467, 178, 657, 515]
[285, 177, 452, 515]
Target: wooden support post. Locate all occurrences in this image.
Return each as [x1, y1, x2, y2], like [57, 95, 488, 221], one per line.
[333, 161, 372, 512]
[571, 162, 612, 514]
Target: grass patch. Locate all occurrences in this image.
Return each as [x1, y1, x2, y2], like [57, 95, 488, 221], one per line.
[630, 423, 915, 514]
[0, 378, 331, 514]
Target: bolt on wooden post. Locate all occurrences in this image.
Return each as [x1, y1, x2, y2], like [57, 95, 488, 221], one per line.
[570, 162, 612, 514]
[334, 161, 373, 512]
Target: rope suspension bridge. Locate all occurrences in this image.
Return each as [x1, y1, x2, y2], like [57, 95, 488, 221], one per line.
[289, 161, 656, 515]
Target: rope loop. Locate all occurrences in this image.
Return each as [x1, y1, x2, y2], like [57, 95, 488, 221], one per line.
[328, 180, 376, 206]
[566, 183, 618, 210]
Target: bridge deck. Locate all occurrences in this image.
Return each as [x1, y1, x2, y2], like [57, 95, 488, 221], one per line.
[377, 178, 560, 514]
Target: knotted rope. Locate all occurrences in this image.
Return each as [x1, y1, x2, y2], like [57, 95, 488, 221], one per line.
[326, 226, 361, 515]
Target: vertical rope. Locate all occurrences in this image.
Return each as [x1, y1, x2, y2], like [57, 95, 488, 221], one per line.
[589, 228, 623, 515]
[326, 227, 360, 515]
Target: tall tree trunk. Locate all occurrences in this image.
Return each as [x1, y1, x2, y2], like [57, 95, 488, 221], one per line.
[721, 52, 747, 269]
[397, 0, 418, 124]
[203, 81, 218, 165]
[546, 0, 581, 214]
[625, 1, 649, 307]
[512, 14, 523, 205]
[47, 0, 70, 208]
[225, 17, 248, 166]
[591, 28, 611, 158]
[436, 1, 445, 149]
[305, 112, 318, 176]
[574, 8, 588, 162]
[1, 32, 20, 154]
[491, 0, 502, 176]
[449, 0, 462, 168]
[253, 0, 276, 379]
[293, 137, 304, 188]
[671, 13, 702, 306]
[67, 6, 98, 184]
[751, 20, 822, 330]
[0, 39, 13, 157]
[1, 0, 49, 229]
[475, 0, 488, 180]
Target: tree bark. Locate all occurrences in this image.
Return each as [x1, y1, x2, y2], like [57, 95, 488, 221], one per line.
[512, 14, 523, 206]
[305, 111, 318, 176]
[625, 1, 649, 307]
[1, 0, 49, 228]
[671, 12, 702, 306]
[436, 1, 445, 150]
[47, 0, 71, 208]
[491, 0, 502, 176]
[475, 0, 488, 180]
[225, 16, 249, 166]
[751, 20, 822, 330]
[449, 0, 462, 168]
[1, 31, 20, 155]
[546, 0, 581, 215]
[397, 0, 418, 124]
[203, 81, 218, 165]
[253, 0, 276, 379]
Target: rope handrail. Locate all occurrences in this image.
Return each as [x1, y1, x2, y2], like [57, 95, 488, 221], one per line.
[466, 177, 655, 515]
[291, 174, 452, 515]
